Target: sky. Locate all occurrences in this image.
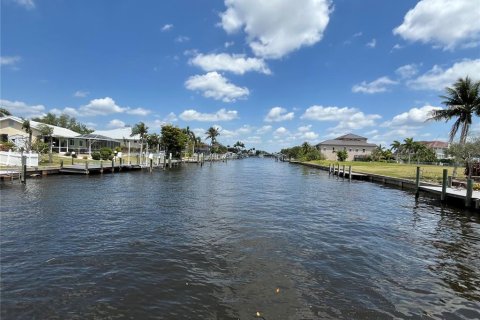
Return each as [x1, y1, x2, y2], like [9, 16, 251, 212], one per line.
[1, 0, 480, 152]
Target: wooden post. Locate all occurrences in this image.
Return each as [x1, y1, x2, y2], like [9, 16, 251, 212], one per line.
[466, 178, 473, 207]
[71, 156, 74, 165]
[197, 153, 200, 164]
[337, 163, 340, 177]
[169, 153, 172, 168]
[20, 155, 26, 184]
[415, 166, 421, 197]
[85, 161, 89, 173]
[328, 163, 332, 175]
[150, 158, 153, 173]
[136, 154, 139, 165]
[60, 160, 64, 168]
[100, 160, 103, 173]
[348, 165, 352, 182]
[447, 176, 452, 188]
[441, 169, 448, 202]
[163, 154, 166, 170]
[342, 165, 345, 179]
[111, 159, 115, 173]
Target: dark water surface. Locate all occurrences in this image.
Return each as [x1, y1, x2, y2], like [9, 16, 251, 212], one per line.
[1, 159, 480, 319]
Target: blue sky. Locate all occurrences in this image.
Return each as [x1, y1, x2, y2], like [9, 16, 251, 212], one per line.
[1, 0, 479, 151]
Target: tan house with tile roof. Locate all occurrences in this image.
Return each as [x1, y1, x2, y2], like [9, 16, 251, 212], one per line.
[316, 133, 377, 161]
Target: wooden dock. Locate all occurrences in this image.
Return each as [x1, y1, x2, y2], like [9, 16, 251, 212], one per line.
[59, 164, 142, 175]
[0, 169, 21, 181]
[419, 185, 480, 209]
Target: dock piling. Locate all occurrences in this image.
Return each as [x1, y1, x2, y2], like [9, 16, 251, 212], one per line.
[150, 159, 153, 172]
[20, 155, 26, 184]
[100, 160, 103, 173]
[466, 179, 473, 207]
[348, 166, 352, 182]
[441, 169, 448, 202]
[448, 176, 452, 188]
[328, 163, 332, 175]
[342, 165, 345, 179]
[60, 160, 63, 169]
[415, 167, 421, 197]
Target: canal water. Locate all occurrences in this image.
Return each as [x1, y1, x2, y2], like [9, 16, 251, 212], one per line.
[1, 159, 479, 319]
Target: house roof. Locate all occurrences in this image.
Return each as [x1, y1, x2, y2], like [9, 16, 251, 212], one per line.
[92, 127, 140, 140]
[76, 133, 119, 142]
[316, 133, 375, 147]
[1, 116, 80, 138]
[418, 141, 449, 148]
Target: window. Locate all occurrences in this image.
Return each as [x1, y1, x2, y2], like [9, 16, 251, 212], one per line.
[349, 148, 352, 152]
[362, 149, 366, 153]
[69, 139, 74, 145]
[356, 149, 358, 152]
[79, 140, 83, 147]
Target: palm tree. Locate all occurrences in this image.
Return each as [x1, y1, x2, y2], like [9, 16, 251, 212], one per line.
[131, 122, 148, 164]
[403, 137, 415, 164]
[0, 107, 11, 117]
[38, 124, 54, 163]
[390, 140, 402, 163]
[183, 126, 197, 155]
[147, 133, 161, 153]
[429, 76, 480, 176]
[205, 126, 220, 146]
[22, 120, 33, 151]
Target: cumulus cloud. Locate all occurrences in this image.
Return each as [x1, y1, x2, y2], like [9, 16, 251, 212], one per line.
[107, 119, 126, 129]
[179, 108, 238, 122]
[164, 112, 178, 123]
[0, 99, 45, 118]
[50, 107, 80, 117]
[382, 105, 441, 127]
[189, 53, 271, 74]
[273, 127, 289, 136]
[175, 36, 190, 43]
[220, 0, 332, 59]
[301, 105, 381, 130]
[393, 0, 480, 49]
[0, 56, 21, 66]
[52, 97, 151, 117]
[264, 107, 294, 122]
[13, 0, 35, 9]
[126, 107, 150, 116]
[161, 24, 173, 32]
[407, 59, 480, 91]
[255, 125, 272, 134]
[395, 64, 419, 79]
[185, 72, 249, 102]
[366, 38, 376, 48]
[73, 90, 89, 98]
[352, 76, 398, 94]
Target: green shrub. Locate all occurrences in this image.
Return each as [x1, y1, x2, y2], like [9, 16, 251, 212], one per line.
[337, 150, 348, 161]
[65, 151, 71, 156]
[100, 147, 113, 160]
[91, 152, 101, 160]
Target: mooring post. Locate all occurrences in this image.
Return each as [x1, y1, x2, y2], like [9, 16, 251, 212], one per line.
[466, 178, 473, 207]
[447, 176, 452, 188]
[349, 165, 352, 182]
[337, 163, 340, 177]
[415, 166, 421, 197]
[163, 154, 166, 170]
[328, 163, 332, 175]
[85, 160, 88, 171]
[342, 165, 345, 179]
[60, 160, 64, 169]
[100, 160, 103, 173]
[441, 169, 448, 202]
[197, 153, 200, 164]
[111, 158, 115, 173]
[137, 154, 139, 165]
[150, 158, 153, 172]
[20, 155, 27, 184]
[169, 153, 172, 169]
[71, 156, 74, 165]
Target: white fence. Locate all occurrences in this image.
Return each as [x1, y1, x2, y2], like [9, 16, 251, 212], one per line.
[0, 150, 39, 167]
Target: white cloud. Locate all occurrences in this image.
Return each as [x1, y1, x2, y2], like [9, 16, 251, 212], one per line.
[0, 99, 45, 118]
[0, 56, 21, 66]
[407, 59, 480, 90]
[13, 0, 35, 9]
[73, 90, 89, 98]
[274, 127, 289, 136]
[161, 24, 173, 32]
[50, 107, 80, 117]
[175, 36, 190, 43]
[164, 112, 178, 123]
[393, 0, 480, 49]
[298, 125, 312, 132]
[382, 105, 441, 127]
[126, 107, 151, 116]
[301, 105, 381, 131]
[366, 38, 376, 48]
[264, 107, 294, 122]
[185, 72, 249, 102]
[391, 44, 403, 51]
[179, 108, 238, 122]
[107, 119, 126, 129]
[395, 64, 419, 79]
[224, 41, 235, 48]
[189, 53, 271, 75]
[220, 124, 253, 138]
[79, 97, 125, 116]
[220, 0, 332, 59]
[256, 125, 272, 134]
[352, 76, 398, 94]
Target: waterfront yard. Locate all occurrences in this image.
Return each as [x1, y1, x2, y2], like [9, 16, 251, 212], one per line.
[308, 160, 466, 183]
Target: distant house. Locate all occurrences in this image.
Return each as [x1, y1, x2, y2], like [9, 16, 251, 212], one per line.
[0, 116, 119, 154]
[92, 127, 142, 150]
[418, 141, 450, 159]
[316, 133, 377, 161]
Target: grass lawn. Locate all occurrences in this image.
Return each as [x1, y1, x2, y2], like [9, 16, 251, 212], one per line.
[308, 160, 465, 184]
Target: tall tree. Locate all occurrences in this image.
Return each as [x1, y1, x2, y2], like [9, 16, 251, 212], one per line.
[205, 126, 220, 146]
[161, 125, 189, 158]
[131, 122, 148, 163]
[390, 140, 402, 162]
[21, 120, 33, 151]
[429, 76, 480, 144]
[403, 137, 415, 164]
[429, 76, 480, 175]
